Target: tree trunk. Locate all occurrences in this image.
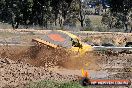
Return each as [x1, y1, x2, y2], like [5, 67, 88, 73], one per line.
[130, 27, 132, 33]
[124, 15, 128, 32]
[79, 0, 84, 27]
[80, 20, 83, 27]
[55, 19, 57, 26]
[45, 18, 47, 28]
[124, 24, 128, 32]
[59, 18, 62, 27]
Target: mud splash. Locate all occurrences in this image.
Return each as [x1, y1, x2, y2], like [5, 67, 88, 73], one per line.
[0, 45, 100, 70]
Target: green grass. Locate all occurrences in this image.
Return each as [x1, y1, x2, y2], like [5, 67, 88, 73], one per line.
[28, 80, 59, 88]
[27, 80, 111, 88]
[27, 80, 89, 88]
[88, 15, 102, 26]
[82, 37, 93, 43]
[84, 28, 93, 31]
[86, 15, 108, 32]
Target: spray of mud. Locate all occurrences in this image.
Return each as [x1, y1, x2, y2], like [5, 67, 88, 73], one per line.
[0, 44, 100, 70]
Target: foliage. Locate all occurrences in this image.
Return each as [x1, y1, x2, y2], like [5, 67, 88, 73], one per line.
[85, 17, 92, 27]
[0, 0, 73, 28]
[108, 0, 131, 15]
[108, 0, 132, 32]
[101, 12, 124, 29]
[66, 0, 85, 27]
[95, 26, 108, 32]
[64, 18, 78, 27]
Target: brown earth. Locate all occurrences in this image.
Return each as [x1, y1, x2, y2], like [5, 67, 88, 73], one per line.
[0, 29, 132, 87]
[0, 44, 100, 70]
[0, 44, 101, 88]
[0, 58, 79, 88]
[0, 45, 131, 88]
[0, 45, 79, 88]
[0, 45, 69, 67]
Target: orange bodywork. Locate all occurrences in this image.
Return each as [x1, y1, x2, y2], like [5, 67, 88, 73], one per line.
[48, 34, 65, 42]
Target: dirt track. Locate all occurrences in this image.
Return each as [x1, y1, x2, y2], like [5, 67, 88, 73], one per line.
[0, 45, 99, 88]
[0, 45, 132, 87]
[0, 58, 80, 88]
[0, 29, 132, 87]
[0, 45, 100, 70]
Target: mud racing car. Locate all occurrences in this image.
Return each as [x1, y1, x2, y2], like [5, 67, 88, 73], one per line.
[32, 30, 132, 55]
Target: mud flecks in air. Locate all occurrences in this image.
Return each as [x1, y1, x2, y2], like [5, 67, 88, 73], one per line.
[0, 45, 101, 70]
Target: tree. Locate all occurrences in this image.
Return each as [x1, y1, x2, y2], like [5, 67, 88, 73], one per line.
[108, 0, 132, 32]
[0, 0, 73, 28]
[67, 0, 85, 27]
[78, 0, 85, 27]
